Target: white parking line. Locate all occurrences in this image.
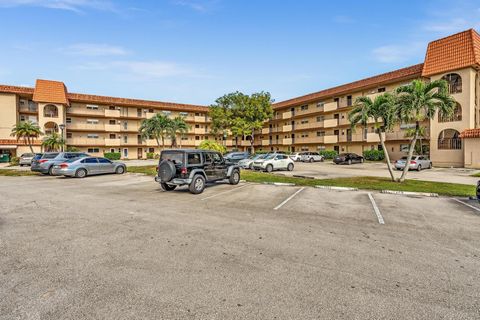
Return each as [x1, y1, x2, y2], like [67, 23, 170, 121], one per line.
[273, 187, 305, 210]
[453, 198, 480, 213]
[368, 193, 385, 225]
[200, 184, 250, 201]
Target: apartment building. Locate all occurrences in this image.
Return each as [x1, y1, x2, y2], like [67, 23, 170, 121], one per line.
[255, 29, 480, 168]
[1, 29, 480, 167]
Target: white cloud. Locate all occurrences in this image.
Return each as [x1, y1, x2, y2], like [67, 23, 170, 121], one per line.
[171, 0, 218, 13]
[372, 43, 424, 63]
[0, 0, 116, 13]
[61, 43, 129, 56]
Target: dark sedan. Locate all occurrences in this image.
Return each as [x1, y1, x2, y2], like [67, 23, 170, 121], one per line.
[333, 153, 364, 165]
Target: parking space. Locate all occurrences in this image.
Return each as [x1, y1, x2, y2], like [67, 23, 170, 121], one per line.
[1, 173, 480, 319]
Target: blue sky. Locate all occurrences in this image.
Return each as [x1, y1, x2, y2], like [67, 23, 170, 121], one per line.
[0, 0, 479, 105]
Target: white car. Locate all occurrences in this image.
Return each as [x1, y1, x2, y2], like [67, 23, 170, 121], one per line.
[238, 154, 267, 169]
[289, 152, 307, 161]
[300, 152, 324, 163]
[252, 154, 294, 172]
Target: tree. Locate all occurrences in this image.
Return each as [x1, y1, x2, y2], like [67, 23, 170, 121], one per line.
[209, 104, 231, 145]
[10, 121, 43, 153]
[395, 79, 456, 182]
[42, 132, 65, 152]
[349, 93, 397, 181]
[230, 118, 251, 150]
[167, 116, 190, 148]
[198, 140, 227, 154]
[139, 114, 171, 150]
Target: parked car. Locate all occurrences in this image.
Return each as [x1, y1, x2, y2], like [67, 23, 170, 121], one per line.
[31, 152, 89, 175]
[224, 152, 250, 164]
[51, 157, 126, 178]
[19, 153, 40, 166]
[395, 155, 432, 171]
[300, 152, 324, 163]
[238, 154, 267, 169]
[476, 180, 480, 201]
[333, 153, 364, 165]
[252, 153, 294, 172]
[289, 152, 308, 161]
[155, 149, 241, 194]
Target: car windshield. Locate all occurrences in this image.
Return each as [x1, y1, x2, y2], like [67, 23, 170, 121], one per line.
[161, 152, 184, 165]
[42, 153, 59, 159]
[400, 156, 408, 160]
[33, 154, 43, 160]
[264, 154, 276, 160]
[338, 153, 348, 157]
[21, 153, 34, 157]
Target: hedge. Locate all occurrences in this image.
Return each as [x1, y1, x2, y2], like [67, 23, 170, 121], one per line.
[319, 150, 338, 159]
[363, 149, 385, 161]
[104, 152, 121, 160]
[146, 152, 157, 159]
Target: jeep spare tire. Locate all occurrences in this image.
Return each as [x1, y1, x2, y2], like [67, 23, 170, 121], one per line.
[158, 160, 176, 182]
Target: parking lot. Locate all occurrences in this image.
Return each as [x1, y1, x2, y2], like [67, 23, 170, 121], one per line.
[1, 173, 480, 319]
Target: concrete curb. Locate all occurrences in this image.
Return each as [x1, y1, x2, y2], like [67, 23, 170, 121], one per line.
[315, 186, 358, 191]
[293, 175, 315, 179]
[262, 182, 296, 186]
[381, 190, 439, 197]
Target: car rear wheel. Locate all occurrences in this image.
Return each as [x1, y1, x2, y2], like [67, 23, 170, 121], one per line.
[309, 158, 314, 163]
[348, 159, 352, 165]
[75, 168, 87, 178]
[249, 163, 253, 170]
[161, 183, 177, 191]
[189, 174, 206, 194]
[266, 164, 273, 173]
[115, 166, 125, 174]
[229, 169, 240, 185]
[48, 166, 54, 175]
[417, 165, 422, 171]
[287, 163, 294, 171]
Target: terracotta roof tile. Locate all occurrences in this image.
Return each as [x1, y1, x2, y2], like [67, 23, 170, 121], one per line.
[422, 29, 480, 76]
[32, 79, 69, 105]
[0, 85, 34, 95]
[273, 64, 424, 109]
[460, 128, 480, 138]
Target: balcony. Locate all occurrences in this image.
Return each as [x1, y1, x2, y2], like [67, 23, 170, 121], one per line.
[324, 135, 338, 144]
[67, 123, 104, 131]
[338, 118, 350, 126]
[366, 132, 385, 143]
[225, 140, 233, 147]
[104, 124, 121, 132]
[262, 139, 270, 146]
[323, 118, 339, 128]
[262, 127, 270, 134]
[194, 127, 206, 134]
[194, 116, 206, 123]
[281, 138, 293, 145]
[145, 112, 156, 119]
[105, 109, 120, 118]
[296, 122, 322, 130]
[282, 111, 292, 119]
[323, 102, 338, 112]
[282, 124, 293, 132]
[105, 138, 121, 146]
[385, 132, 408, 141]
[240, 140, 251, 147]
[194, 140, 202, 146]
[67, 138, 105, 146]
[294, 136, 324, 144]
[338, 134, 364, 143]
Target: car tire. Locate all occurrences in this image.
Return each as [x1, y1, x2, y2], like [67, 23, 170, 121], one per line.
[417, 165, 422, 171]
[348, 159, 352, 165]
[229, 169, 240, 185]
[115, 166, 125, 174]
[266, 164, 273, 173]
[429, 163, 432, 169]
[189, 174, 206, 194]
[309, 158, 314, 163]
[161, 182, 177, 191]
[249, 163, 253, 170]
[360, 158, 364, 163]
[48, 166, 54, 175]
[287, 163, 294, 171]
[75, 168, 87, 178]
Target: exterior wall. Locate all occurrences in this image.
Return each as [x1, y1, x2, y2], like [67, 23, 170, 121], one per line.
[0, 93, 18, 141]
[464, 138, 480, 168]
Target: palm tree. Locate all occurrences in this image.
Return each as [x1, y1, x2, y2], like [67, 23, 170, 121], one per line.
[10, 121, 43, 153]
[395, 79, 456, 182]
[168, 116, 190, 148]
[42, 132, 65, 152]
[139, 113, 171, 150]
[349, 93, 397, 181]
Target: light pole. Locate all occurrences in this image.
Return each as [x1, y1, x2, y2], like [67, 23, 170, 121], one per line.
[59, 123, 66, 152]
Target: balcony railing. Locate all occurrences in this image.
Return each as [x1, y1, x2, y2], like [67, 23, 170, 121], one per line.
[323, 118, 339, 128]
[438, 138, 462, 150]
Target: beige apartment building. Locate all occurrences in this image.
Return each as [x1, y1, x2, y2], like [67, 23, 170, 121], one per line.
[1, 29, 480, 167]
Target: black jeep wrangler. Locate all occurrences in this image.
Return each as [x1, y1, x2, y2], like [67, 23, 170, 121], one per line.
[155, 149, 241, 194]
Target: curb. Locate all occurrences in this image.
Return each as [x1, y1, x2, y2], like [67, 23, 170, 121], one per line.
[381, 190, 439, 197]
[262, 182, 296, 186]
[293, 175, 315, 179]
[315, 186, 358, 191]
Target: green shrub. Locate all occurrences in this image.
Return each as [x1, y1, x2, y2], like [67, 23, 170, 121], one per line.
[66, 146, 80, 152]
[104, 152, 121, 160]
[9, 156, 19, 166]
[146, 152, 156, 159]
[363, 149, 385, 161]
[319, 150, 338, 159]
[198, 140, 227, 154]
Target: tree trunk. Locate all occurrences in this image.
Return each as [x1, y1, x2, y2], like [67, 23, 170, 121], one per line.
[250, 130, 255, 154]
[235, 136, 238, 150]
[399, 122, 419, 183]
[25, 137, 34, 154]
[155, 137, 161, 151]
[179, 134, 183, 148]
[379, 131, 395, 181]
[161, 136, 165, 150]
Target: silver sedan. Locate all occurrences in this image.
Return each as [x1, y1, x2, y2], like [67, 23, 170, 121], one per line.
[395, 155, 432, 171]
[51, 157, 126, 178]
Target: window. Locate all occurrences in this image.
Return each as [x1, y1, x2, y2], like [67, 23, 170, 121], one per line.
[187, 153, 201, 164]
[317, 131, 325, 137]
[88, 148, 100, 153]
[109, 134, 116, 139]
[43, 104, 58, 118]
[137, 108, 142, 117]
[400, 144, 409, 152]
[347, 95, 352, 106]
[86, 104, 99, 110]
[123, 149, 128, 158]
[300, 119, 309, 124]
[66, 132, 72, 138]
[439, 103, 462, 122]
[87, 134, 99, 139]
[123, 136, 128, 143]
[162, 111, 172, 116]
[123, 121, 128, 129]
[66, 117, 72, 124]
[109, 106, 117, 110]
[316, 116, 324, 122]
[180, 112, 188, 117]
[442, 73, 462, 94]
[98, 158, 111, 163]
[334, 97, 339, 107]
[20, 115, 26, 122]
[82, 158, 98, 164]
[87, 119, 99, 124]
[317, 102, 324, 108]
[438, 129, 462, 150]
[195, 124, 200, 128]
[300, 105, 308, 111]
[109, 120, 116, 125]
[195, 136, 200, 140]
[377, 87, 386, 93]
[148, 148, 154, 153]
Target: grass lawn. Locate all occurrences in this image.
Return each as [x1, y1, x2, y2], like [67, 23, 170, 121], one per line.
[471, 172, 480, 177]
[0, 169, 41, 176]
[127, 165, 475, 197]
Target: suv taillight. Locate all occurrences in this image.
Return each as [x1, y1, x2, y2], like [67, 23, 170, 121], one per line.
[181, 167, 187, 175]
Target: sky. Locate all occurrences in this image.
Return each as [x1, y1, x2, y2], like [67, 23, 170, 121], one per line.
[0, 0, 479, 106]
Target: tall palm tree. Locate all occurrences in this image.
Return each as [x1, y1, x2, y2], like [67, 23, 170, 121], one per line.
[42, 132, 65, 152]
[168, 116, 190, 148]
[349, 93, 397, 181]
[395, 79, 456, 182]
[139, 113, 171, 150]
[10, 121, 43, 153]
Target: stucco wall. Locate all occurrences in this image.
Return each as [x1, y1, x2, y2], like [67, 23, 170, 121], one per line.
[463, 138, 480, 169]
